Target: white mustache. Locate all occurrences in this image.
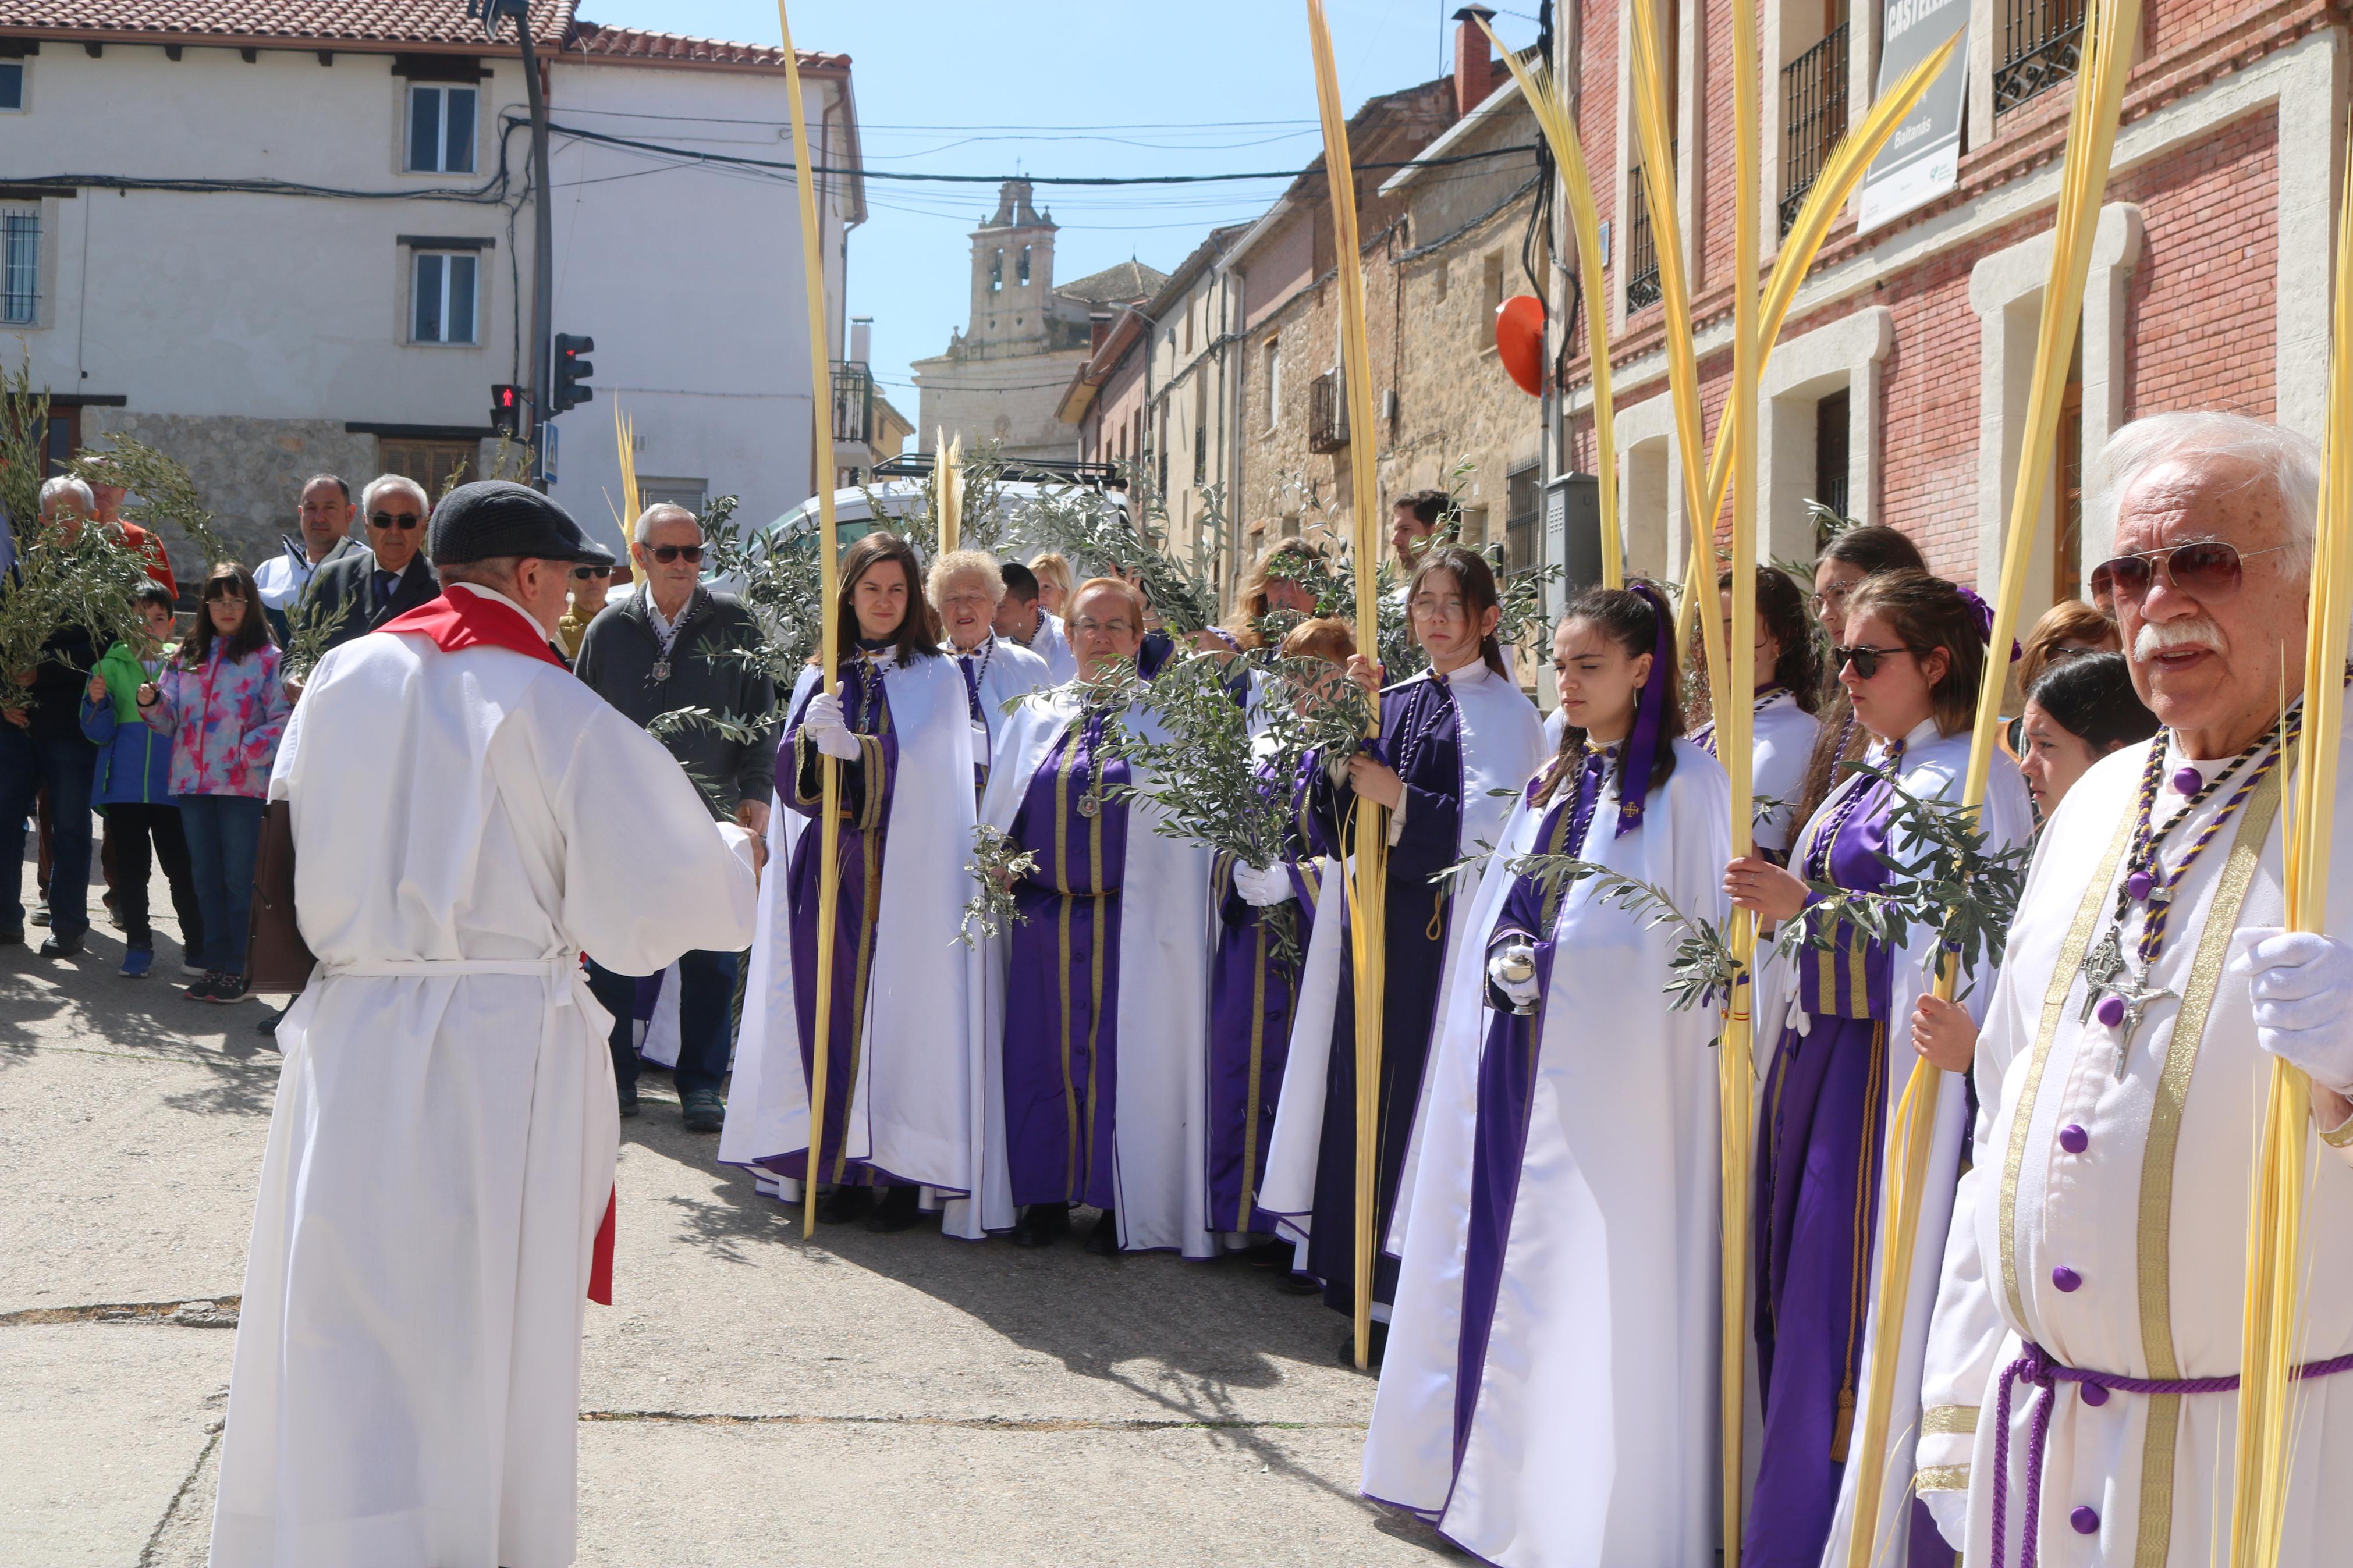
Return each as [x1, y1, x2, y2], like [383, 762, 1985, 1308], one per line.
[2133, 616, 2228, 661]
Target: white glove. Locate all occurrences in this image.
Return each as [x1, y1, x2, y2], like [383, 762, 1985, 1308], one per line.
[801, 691, 860, 762]
[2229, 927, 2353, 1094]
[1233, 859, 1295, 909]
[1488, 944, 1541, 1011]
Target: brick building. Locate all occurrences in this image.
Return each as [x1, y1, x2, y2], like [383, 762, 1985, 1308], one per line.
[1553, 0, 2330, 628]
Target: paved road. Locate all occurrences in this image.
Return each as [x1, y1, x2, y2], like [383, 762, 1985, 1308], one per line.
[0, 874, 1453, 1566]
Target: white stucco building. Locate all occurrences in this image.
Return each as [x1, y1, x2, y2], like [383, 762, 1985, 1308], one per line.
[0, 3, 860, 575]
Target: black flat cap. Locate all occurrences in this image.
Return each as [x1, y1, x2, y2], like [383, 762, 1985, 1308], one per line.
[430, 480, 613, 567]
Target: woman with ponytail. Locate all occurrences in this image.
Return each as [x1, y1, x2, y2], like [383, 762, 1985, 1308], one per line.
[1362, 581, 1731, 1561]
[1721, 569, 2034, 1568]
[1258, 545, 1545, 1364]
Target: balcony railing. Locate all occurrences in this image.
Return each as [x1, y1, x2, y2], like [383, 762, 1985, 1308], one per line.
[832, 360, 874, 446]
[1625, 172, 1662, 312]
[1779, 24, 1849, 237]
[1993, 0, 2084, 116]
[1308, 369, 1348, 453]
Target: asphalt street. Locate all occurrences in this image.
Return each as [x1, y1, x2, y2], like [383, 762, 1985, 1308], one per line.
[0, 859, 1452, 1566]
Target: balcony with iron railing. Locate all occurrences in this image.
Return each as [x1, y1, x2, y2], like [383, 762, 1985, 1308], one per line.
[1780, 24, 1849, 237]
[1308, 369, 1348, 454]
[1994, 0, 2084, 116]
[1625, 171, 1662, 312]
[832, 361, 874, 446]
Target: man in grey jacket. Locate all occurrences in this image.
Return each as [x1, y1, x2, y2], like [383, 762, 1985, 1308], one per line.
[574, 503, 775, 1130]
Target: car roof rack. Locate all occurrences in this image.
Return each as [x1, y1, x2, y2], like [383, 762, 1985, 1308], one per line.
[869, 453, 1124, 489]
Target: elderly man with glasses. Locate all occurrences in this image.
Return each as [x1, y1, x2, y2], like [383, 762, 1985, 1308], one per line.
[573, 503, 774, 1132]
[301, 473, 441, 656]
[1913, 412, 2353, 1567]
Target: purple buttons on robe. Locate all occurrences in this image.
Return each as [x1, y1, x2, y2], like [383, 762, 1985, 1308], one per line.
[2096, 994, 2127, 1029]
[2171, 765, 2202, 795]
[2071, 1505, 2100, 1534]
[2060, 1123, 2089, 1154]
[2053, 1265, 2083, 1293]
[2081, 1382, 2110, 1407]
[2124, 869, 2153, 901]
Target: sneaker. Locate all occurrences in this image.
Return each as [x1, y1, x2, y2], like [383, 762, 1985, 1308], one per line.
[203, 971, 251, 1005]
[37, 932, 83, 958]
[29, 903, 48, 927]
[183, 972, 223, 1002]
[120, 947, 154, 979]
[680, 1089, 726, 1134]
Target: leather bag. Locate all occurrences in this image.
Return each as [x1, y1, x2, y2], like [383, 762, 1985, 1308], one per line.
[243, 799, 315, 994]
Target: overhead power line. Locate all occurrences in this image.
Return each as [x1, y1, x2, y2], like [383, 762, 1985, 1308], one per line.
[539, 119, 1538, 189]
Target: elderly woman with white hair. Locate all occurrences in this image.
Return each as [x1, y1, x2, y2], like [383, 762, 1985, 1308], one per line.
[302, 472, 442, 653]
[1914, 411, 2353, 1568]
[928, 546, 1052, 801]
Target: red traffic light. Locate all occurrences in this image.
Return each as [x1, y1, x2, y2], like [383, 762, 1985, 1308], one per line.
[491, 383, 524, 436]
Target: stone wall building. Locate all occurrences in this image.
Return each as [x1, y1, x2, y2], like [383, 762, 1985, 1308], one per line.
[913, 180, 1164, 463]
[1549, 0, 2329, 634]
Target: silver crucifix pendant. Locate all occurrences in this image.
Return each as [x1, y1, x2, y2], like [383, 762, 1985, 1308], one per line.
[2079, 927, 2127, 1024]
[2096, 968, 2178, 1078]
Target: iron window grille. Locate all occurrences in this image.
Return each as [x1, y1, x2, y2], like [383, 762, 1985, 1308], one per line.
[1779, 25, 1850, 237]
[1626, 170, 1663, 312]
[1993, 0, 2085, 117]
[832, 361, 875, 446]
[2, 209, 37, 325]
[1307, 369, 1348, 454]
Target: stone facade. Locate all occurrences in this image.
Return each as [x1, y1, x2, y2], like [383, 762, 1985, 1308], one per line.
[81, 409, 388, 584]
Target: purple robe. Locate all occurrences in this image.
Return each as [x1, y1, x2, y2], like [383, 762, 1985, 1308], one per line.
[1204, 756, 1321, 1235]
[1747, 767, 1951, 1568]
[776, 659, 899, 1187]
[1000, 708, 1130, 1209]
[1301, 676, 1464, 1315]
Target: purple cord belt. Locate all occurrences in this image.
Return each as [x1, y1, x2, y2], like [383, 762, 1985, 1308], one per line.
[1988, 1339, 2353, 1567]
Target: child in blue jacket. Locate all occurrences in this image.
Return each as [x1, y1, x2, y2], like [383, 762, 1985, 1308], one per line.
[81, 584, 204, 979]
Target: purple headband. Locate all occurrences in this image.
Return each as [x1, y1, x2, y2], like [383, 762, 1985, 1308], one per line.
[1953, 584, 2024, 664]
[1614, 580, 1677, 838]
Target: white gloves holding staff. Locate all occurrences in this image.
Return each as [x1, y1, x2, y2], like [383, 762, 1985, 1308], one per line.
[2232, 929, 2353, 1094]
[801, 691, 861, 762]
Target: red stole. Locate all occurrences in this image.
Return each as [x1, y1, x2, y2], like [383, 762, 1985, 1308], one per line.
[378, 586, 619, 1306]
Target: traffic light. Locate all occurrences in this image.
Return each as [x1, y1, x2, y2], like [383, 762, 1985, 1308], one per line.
[552, 334, 594, 414]
[490, 383, 524, 437]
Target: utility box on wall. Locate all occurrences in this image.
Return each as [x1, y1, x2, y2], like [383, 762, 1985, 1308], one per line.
[1545, 471, 1603, 618]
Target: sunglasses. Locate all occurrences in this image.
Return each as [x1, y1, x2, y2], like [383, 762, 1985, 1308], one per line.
[2088, 539, 2291, 607]
[203, 581, 246, 603]
[1833, 642, 1920, 680]
[368, 510, 423, 530]
[572, 566, 613, 582]
[647, 544, 704, 565]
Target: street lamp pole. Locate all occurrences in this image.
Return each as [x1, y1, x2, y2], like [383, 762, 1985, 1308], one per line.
[473, 0, 556, 489]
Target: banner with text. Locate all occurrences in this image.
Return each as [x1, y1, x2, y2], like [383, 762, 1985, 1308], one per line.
[1856, 0, 1972, 233]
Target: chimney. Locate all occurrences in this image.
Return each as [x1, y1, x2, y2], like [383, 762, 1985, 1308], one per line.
[1453, 5, 1500, 118]
[849, 315, 872, 366]
[1089, 310, 1113, 356]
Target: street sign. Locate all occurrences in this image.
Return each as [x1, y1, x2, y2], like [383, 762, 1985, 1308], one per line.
[1857, 0, 1971, 234]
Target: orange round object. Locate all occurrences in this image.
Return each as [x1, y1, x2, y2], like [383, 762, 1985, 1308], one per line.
[1495, 294, 1545, 397]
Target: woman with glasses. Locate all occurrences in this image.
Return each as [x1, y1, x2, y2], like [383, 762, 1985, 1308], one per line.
[1364, 581, 1731, 1561]
[1721, 569, 2033, 1568]
[1262, 545, 1545, 1366]
[722, 532, 978, 1235]
[1790, 525, 1927, 833]
[1703, 564, 1825, 863]
[134, 564, 290, 1004]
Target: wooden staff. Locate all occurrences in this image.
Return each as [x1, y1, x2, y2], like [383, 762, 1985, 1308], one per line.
[1478, 19, 1619, 589]
[775, 5, 844, 1242]
[2233, 109, 2353, 1568]
[1304, 0, 1390, 1371]
[1842, 1, 2140, 1560]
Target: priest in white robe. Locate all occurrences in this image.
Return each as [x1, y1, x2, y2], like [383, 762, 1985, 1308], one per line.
[208, 483, 761, 1568]
[1917, 413, 2353, 1566]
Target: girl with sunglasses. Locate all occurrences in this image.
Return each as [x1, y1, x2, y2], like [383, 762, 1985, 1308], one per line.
[1720, 568, 2034, 1567]
[134, 563, 290, 1004]
[1259, 546, 1546, 1365]
[1364, 582, 1731, 1561]
[1789, 524, 1927, 834]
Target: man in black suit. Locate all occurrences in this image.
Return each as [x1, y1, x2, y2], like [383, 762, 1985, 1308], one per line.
[300, 473, 441, 656]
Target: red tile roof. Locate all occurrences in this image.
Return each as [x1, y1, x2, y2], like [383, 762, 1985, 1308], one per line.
[0, 5, 848, 70]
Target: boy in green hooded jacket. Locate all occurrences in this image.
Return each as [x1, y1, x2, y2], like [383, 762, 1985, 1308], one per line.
[79, 584, 203, 978]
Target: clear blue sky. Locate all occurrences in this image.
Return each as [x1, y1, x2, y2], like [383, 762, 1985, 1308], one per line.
[575, 1, 1541, 415]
